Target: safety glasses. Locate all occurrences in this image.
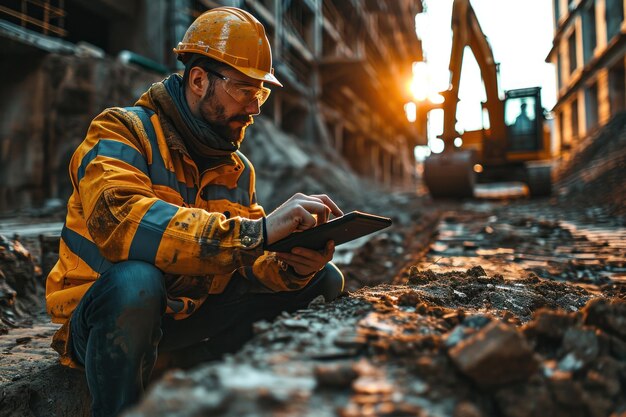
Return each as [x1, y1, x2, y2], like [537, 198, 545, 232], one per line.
[204, 68, 271, 106]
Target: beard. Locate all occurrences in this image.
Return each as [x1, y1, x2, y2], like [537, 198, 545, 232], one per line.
[199, 94, 253, 145]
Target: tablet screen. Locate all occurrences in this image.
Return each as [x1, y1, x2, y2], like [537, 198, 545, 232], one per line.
[266, 211, 392, 252]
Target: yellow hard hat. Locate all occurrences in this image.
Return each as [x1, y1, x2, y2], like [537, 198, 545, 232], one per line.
[174, 7, 282, 87]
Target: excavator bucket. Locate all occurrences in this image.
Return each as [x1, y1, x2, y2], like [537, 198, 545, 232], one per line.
[423, 150, 475, 198]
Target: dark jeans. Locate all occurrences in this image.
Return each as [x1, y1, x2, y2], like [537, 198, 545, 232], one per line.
[69, 260, 344, 417]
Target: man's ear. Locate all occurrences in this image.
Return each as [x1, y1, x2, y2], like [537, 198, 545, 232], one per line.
[187, 66, 207, 98]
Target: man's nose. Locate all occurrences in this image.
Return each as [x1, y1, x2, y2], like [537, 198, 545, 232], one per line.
[245, 99, 261, 115]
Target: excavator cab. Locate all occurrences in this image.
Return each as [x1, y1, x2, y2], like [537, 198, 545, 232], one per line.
[505, 87, 544, 153]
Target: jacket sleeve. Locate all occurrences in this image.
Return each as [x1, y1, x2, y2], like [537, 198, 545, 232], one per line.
[236, 161, 315, 292]
[75, 108, 264, 276]
[241, 252, 315, 292]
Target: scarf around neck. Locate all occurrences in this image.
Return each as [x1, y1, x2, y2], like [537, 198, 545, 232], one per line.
[148, 74, 239, 157]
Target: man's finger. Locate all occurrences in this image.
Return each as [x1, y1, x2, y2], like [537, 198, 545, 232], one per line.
[297, 201, 331, 225]
[276, 255, 317, 271]
[310, 194, 343, 218]
[323, 241, 335, 258]
[280, 250, 327, 267]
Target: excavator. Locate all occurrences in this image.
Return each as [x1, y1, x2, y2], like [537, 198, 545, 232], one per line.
[423, 0, 553, 198]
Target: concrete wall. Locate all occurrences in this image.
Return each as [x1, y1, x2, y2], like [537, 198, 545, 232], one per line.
[0, 53, 161, 213]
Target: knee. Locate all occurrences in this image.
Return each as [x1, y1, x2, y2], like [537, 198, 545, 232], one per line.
[99, 261, 165, 314]
[315, 262, 344, 302]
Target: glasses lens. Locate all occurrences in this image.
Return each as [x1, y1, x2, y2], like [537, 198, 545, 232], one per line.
[256, 87, 271, 105]
[224, 80, 271, 106]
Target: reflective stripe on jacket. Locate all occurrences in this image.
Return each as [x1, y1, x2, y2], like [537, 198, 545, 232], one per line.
[46, 98, 313, 330]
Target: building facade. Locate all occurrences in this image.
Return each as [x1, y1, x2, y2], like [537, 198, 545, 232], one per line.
[547, 0, 625, 154]
[0, 0, 423, 211]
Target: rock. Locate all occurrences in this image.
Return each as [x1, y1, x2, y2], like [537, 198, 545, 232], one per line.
[282, 319, 310, 330]
[0, 269, 17, 309]
[397, 290, 422, 306]
[523, 308, 579, 341]
[314, 362, 358, 388]
[448, 321, 538, 386]
[466, 265, 487, 278]
[0, 235, 36, 299]
[407, 267, 437, 285]
[445, 325, 474, 348]
[494, 376, 556, 417]
[582, 298, 626, 340]
[454, 401, 484, 417]
[548, 372, 585, 408]
[557, 352, 584, 372]
[333, 328, 368, 350]
[0, 235, 42, 329]
[560, 326, 599, 366]
[125, 370, 233, 417]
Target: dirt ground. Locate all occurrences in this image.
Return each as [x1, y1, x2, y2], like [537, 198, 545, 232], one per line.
[122, 194, 625, 417]
[1, 123, 625, 416]
[1, 193, 625, 416]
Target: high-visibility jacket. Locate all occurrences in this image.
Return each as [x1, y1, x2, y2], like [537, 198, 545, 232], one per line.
[46, 89, 313, 363]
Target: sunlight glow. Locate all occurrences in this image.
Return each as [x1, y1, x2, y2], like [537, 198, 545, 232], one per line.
[409, 62, 430, 101]
[414, 145, 432, 161]
[430, 138, 445, 154]
[409, 61, 449, 102]
[427, 109, 444, 152]
[404, 102, 417, 123]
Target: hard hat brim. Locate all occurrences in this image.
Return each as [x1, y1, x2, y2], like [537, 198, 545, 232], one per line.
[173, 47, 283, 88]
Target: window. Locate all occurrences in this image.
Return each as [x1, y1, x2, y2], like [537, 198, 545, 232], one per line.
[606, 0, 624, 42]
[65, 1, 110, 53]
[608, 61, 625, 116]
[554, 0, 561, 26]
[571, 98, 579, 141]
[505, 96, 539, 151]
[585, 82, 599, 131]
[557, 55, 563, 89]
[568, 31, 577, 74]
[558, 111, 568, 149]
[582, 3, 596, 64]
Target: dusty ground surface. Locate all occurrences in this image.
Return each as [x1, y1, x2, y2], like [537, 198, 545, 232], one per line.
[0, 114, 624, 416]
[1, 193, 625, 417]
[123, 195, 625, 417]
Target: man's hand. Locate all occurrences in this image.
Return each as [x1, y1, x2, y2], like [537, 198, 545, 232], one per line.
[265, 193, 343, 245]
[276, 240, 335, 276]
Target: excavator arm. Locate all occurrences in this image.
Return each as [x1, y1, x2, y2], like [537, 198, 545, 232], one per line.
[440, 0, 506, 161]
[423, 0, 552, 198]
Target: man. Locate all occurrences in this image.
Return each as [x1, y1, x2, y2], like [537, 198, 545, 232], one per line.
[512, 102, 534, 134]
[510, 101, 536, 150]
[46, 7, 344, 417]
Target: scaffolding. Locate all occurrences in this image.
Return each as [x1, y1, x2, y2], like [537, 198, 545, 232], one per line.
[0, 0, 66, 37]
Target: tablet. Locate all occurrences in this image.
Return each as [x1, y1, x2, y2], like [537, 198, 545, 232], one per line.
[266, 211, 392, 252]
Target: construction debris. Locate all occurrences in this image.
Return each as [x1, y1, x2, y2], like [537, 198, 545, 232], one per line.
[0, 84, 625, 417]
[126, 270, 625, 417]
[0, 234, 42, 334]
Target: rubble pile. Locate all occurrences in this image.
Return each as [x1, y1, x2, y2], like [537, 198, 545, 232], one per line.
[0, 235, 42, 334]
[127, 267, 626, 417]
[555, 112, 626, 216]
[417, 201, 626, 293]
